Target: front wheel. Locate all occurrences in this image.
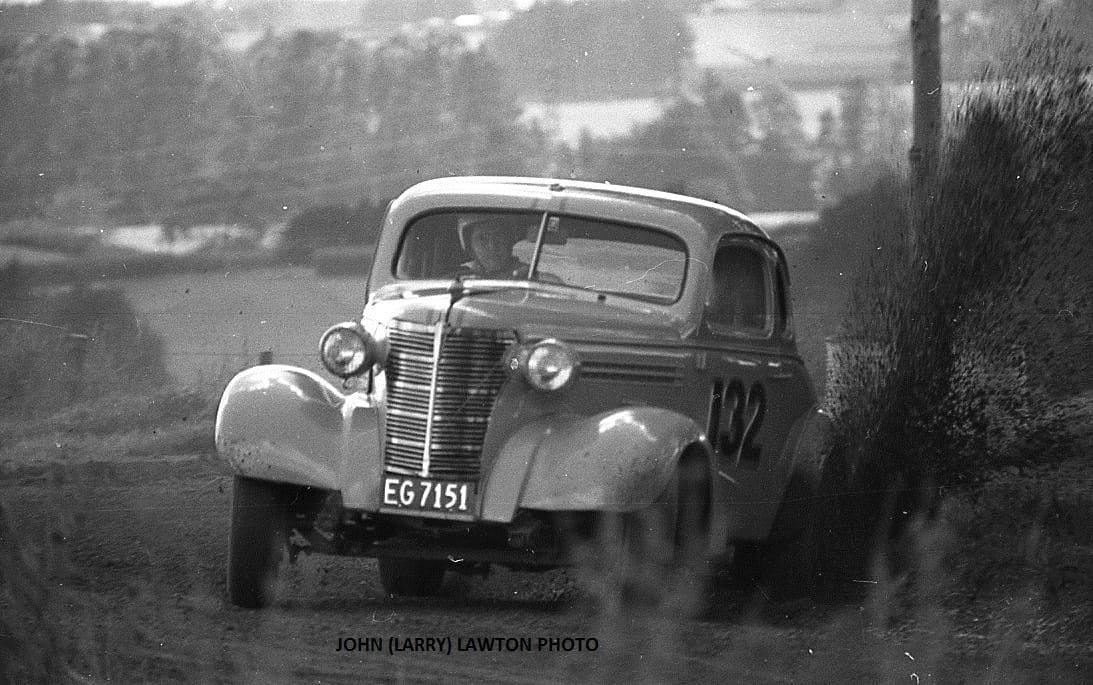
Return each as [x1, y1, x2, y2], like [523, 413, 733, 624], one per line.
[227, 476, 289, 609]
[598, 456, 712, 614]
[378, 558, 447, 597]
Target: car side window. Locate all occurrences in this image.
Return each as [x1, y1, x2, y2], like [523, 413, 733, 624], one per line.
[707, 244, 770, 335]
[774, 263, 793, 339]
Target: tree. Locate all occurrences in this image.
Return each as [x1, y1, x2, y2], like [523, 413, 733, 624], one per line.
[0, 12, 548, 226]
[751, 82, 807, 152]
[746, 83, 816, 211]
[697, 70, 751, 150]
[582, 75, 754, 208]
[0, 36, 81, 216]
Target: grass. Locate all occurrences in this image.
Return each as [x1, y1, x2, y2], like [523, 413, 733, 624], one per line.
[0, 376, 227, 683]
[0, 383, 221, 469]
[13, 248, 283, 287]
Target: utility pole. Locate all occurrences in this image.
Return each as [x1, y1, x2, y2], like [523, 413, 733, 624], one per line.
[909, 0, 942, 254]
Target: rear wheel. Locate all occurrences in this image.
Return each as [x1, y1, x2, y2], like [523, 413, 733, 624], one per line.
[227, 476, 288, 609]
[378, 558, 447, 597]
[734, 450, 850, 600]
[734, 475, 820, 600]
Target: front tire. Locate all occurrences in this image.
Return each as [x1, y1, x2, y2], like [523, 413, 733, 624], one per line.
[378, 558, 446, 597]
[598, 456, 712, 614]
[227, 476, 288, 608]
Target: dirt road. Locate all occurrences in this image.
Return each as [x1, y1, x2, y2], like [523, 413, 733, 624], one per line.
[3, 454, 1091, 684]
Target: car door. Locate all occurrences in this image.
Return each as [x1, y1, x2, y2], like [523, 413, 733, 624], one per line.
[699, 236, 795, 538]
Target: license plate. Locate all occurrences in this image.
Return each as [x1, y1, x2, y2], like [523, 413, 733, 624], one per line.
[382, 476, 474, 514]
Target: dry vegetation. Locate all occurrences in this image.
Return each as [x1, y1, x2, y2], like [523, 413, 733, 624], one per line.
[817, 13, 1093, 655]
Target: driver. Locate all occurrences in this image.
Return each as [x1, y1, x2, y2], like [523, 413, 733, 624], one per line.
[458, 217, 529, 278]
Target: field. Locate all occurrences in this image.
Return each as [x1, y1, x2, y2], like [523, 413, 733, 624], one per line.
[109, 267, 371, 384]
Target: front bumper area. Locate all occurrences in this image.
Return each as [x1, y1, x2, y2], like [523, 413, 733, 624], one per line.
[289, 503, 595, 570]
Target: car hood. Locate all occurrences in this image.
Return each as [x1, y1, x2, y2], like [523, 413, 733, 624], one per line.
[364, 281, 689, 344]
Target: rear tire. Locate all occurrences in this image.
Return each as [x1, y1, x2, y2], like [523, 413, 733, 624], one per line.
[737, 475, 821, 600]
[378, 558, 446, 597]
[227, 476, 288, 609]
[734, 450, 850, 601]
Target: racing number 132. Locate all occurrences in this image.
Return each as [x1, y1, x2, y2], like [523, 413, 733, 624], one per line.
[709, 379, 766, 465]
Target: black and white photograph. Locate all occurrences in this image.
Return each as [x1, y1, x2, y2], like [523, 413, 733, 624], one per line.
[1, 0, 1091, 682]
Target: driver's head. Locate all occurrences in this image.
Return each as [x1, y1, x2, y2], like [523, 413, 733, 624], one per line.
[463, 218, 521, 273]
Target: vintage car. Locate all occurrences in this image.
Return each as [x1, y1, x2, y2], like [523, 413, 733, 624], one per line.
[216, 177, 833, 608]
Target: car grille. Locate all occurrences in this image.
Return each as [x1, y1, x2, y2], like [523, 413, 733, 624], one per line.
[383, 320, 514, 480]
[580, 360, 683, 384]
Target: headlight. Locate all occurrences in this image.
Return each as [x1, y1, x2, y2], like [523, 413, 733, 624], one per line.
[512, 339, 578, 391]
[319, 323, 374, 378]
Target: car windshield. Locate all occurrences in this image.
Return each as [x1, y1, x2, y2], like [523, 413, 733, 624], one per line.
[394, 211, 688, 303]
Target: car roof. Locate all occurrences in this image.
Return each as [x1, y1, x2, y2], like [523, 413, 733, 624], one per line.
[391, 176, 770, 244]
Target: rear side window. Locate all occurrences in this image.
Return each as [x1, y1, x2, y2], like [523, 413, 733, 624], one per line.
[707, 244, 770, 335]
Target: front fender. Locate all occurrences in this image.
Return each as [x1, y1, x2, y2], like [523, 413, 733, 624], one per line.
[214, 365, 380, 499]
[480, 407, 709, 522]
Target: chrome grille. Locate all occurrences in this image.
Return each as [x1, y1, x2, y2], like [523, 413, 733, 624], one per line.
[383, 321, 514, 479]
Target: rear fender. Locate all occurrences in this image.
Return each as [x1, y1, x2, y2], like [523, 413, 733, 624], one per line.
[481, 407, 711, 522]
[214, 365, 381, 501]
[781, 406, 834, 492]
[760, 405, 834, 540]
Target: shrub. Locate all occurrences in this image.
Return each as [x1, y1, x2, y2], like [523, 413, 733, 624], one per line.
[279, 204, 354, 265]
[0, 268, 169, 416]
[310, 245, 376, 277]
[822, 16, 1093, 578]
[813, 171, 907, 287]
[0, 502, 69, 684]
[279, 199, 387, 266]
